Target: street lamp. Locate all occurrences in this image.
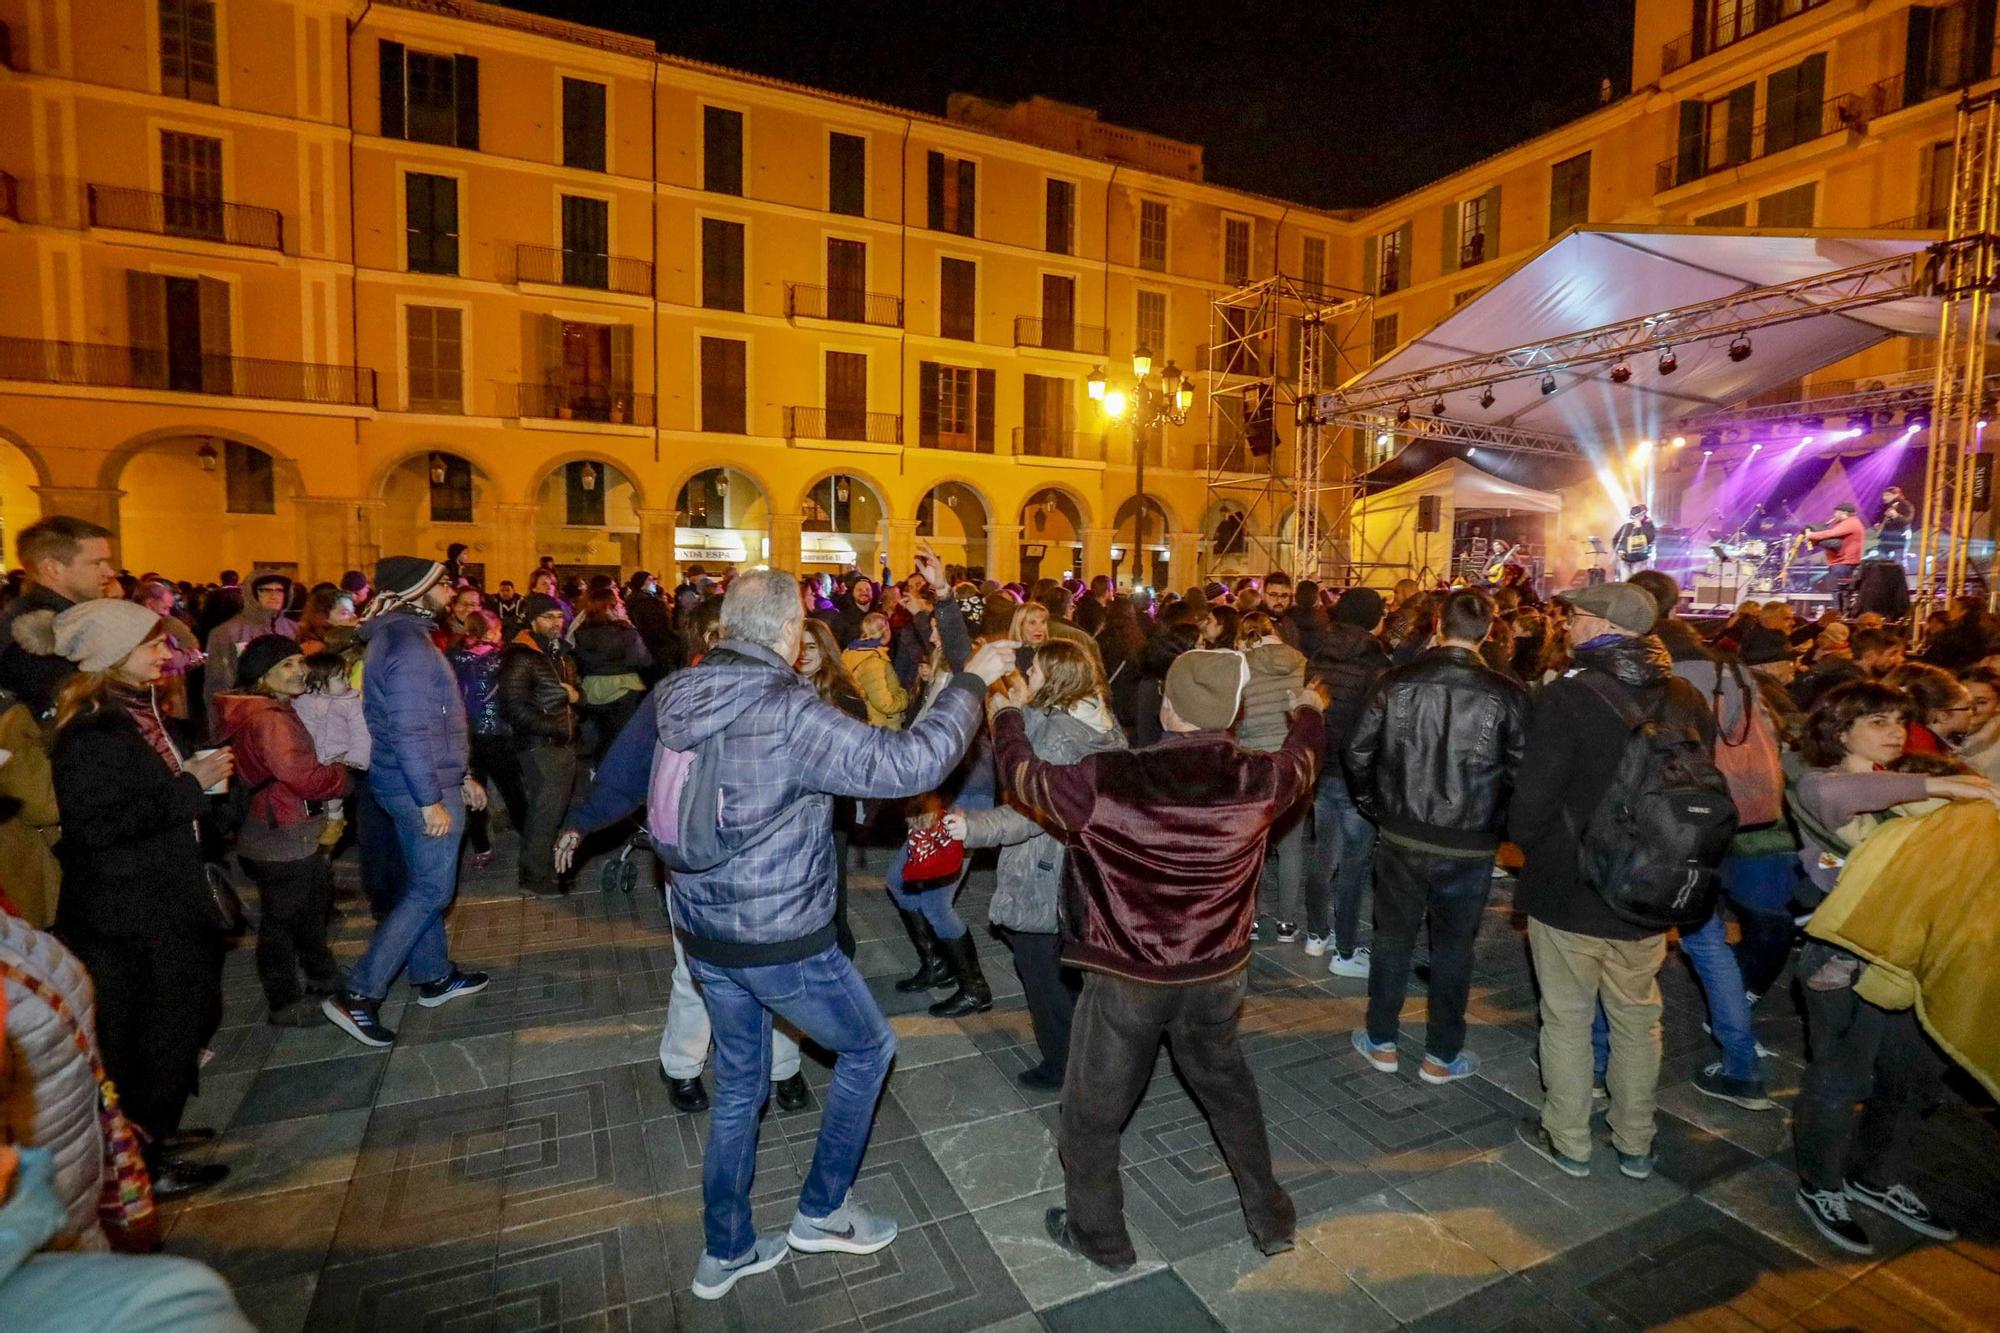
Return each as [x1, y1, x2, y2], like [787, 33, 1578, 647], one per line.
[1091, 349, 1194, 587]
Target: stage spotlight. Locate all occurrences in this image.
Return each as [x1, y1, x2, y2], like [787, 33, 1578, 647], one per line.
[1657, 349, 1678, 375]
[1396, 403, 1412, 425]
[1670, 435, 1687, 448]
[1479, 385, 1495, 409]
[1431, 397, 1446, 417]
[1609, 362, 1633, 384]
[1727, 335, 1752, 362]
[1845, 411, 1873, 435]
[1802, 414, 1825, 430]
[1700, 430, 1722, 451]
[1702, 449, 1714, 458]
[1540, 373, 1557, 395]
[1375, 431, 1392, 446]
[1749, 442, 1763, 453]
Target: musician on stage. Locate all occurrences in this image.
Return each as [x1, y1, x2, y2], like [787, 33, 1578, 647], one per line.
[1803, 501, 1866, 611]
[1875, 486, 1914, 561]
[1612, 504, 1656, 579]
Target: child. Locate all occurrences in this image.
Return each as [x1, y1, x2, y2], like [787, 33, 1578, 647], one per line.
[841, 611, 909, 729]
[292, 651, 369, 848]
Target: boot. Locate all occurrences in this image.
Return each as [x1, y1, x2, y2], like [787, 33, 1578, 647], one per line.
[929, 932, 993, 1017]
[895, 909, 953, 992]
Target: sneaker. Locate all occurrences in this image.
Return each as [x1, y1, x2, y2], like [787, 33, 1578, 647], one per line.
[1694, 1063, 1778, 1112]
[322, 992, 396, 1047]
[1249, 918, 1262, 942]
[1327, 946, 1371, 979]
[1274, 920, 1300, 942]
[1350, 1028, 1399, 1074]
[1796, 1186, 1873, 1255]
[787, 1199, 897, 1256]
[1844, 1179, 1958, 1241]
[1616, 1149, 1654, 1181]
[690, 1234, 788, 1301]
[1515, 1119, 1590, 1178]
[1702, 1021, 1776, 1060]
[1592, 1073, 1609, 1101]
[1302, 933, 1329, 958]
[1419, 1050, 1481, 1085]
[416, 969, 490, 1008]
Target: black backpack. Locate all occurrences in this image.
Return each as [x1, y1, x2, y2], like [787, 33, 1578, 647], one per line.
[1569, 672, 1738, 931]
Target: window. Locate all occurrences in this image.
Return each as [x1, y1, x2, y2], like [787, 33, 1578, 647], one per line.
[824, 350, 868, 440]
[430, 454, 473, 524]
[561, 194, 609, 288]
[126, 271, 230, 393]
[224, 442, 274, 515]
[927, 151, 976, 235]
[1908, 1, 1995, 103]
[700, 336, 747, 434]
[1549, 152, 1591, 236]
[405, 305, 462, 413]
[405, 173, 459, 275]
[159, 0, 217, 103]
[703, 106, 743, 194]
[1300, 236, 1326, 293]
[1757, 181, 1818, 228]
[1040, 274, 1076, 351]
[1372, 227, 1405, 295]
[1920, 139, 1956, 228]
[1138, 199, 1167, 271]
[701, 217, 744, 310]
[1709, 86, 1754, 171]
[160, 131, 223, 238]
[1021, 373, 1072, 454]
[379, 41, 478, 150]
[1694, 202, 1750, 227]
[1764, 54, 1827, 156]
[1223, 217, 1251, 285]
[565, 461, 605, 527]
[918, 362, 995, 452]
[1452, 288, 1481, 308]
[826, 237, 867, 322]
[939, 257, 976, 341]
[1457, 194, 1489, 267]
[562, 78, 606, 171]
[828, 132, 866, 216]
[1045, 178, 1075, 254]
[1371, 313, 1399, 362]
[937, 365, 972, 447]
[1135, 289, 1166, 360]
[536, 318, 632, 422]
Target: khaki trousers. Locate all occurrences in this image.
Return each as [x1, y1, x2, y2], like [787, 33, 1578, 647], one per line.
[1527, 918, 1667, 1161]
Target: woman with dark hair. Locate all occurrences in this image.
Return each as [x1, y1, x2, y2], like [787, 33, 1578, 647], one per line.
[448, 610, 523, 867]
[571, 587, 652, 760]
[1096, 596, 1148, 731]
[1788, 680, 1999, 1256]
[1881, 662, 1974, 755]
[293, 586, 359, 659]
[796, 617, 869, 959]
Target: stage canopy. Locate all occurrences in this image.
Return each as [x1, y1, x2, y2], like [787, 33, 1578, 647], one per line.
[1349, 226, 1945, 446]
[1352, 457, 1562, 583]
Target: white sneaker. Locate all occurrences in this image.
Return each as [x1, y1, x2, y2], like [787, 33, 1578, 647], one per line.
[1702, 1021, 1776, 1059]
[1327, 947, 1371, 979]
[1303, 933, 1328, 958]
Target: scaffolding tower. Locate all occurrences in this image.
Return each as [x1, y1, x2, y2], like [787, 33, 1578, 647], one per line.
[1202, 276, 1371, 582]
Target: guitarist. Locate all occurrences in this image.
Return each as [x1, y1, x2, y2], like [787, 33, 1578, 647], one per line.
[1802, 502, 1865, 611]
[1612, 505, 1657, 580]
[1875, 486, 1914, 562]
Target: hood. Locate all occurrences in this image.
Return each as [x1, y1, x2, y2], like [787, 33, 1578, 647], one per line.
[1315, 621, 1386, 665]
[658, 640, 800, 751]
[1027, 699, 1128, 757]
[359, 608, 437, 645]
[1244, 641, 1305, 678]
[212, 690, 286, 736]
[1574, 633, 1673, 688]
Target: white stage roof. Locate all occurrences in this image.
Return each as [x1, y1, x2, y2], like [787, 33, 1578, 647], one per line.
[1366, 456, 1565, 515]
[1351, 226, 1944, 444]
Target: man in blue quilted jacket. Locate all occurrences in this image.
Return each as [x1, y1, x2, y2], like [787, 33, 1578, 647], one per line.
[665, 559, 1016, 1301]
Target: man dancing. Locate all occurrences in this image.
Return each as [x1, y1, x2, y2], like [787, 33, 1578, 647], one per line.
[1612, 505, 1657, 580]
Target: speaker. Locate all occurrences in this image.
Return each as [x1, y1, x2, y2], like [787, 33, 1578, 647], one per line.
[1416, 495, 1442, 533]
[1854, 559, 1910, 618]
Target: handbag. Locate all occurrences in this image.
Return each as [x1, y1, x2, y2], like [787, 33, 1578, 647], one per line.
[0, 958, 161, 1253]
[203, 861, 248, 937]
[902, 820, 965, 888]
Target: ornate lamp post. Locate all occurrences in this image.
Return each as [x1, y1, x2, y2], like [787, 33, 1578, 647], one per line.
[1089, 347, 1193, 586]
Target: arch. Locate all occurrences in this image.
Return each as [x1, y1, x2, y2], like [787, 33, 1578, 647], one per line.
[663, 455, 780, 516]
[672, 465, 769, 575]
[1113, 493, 1175, 546]
[916, 480, 990, 575]
[531, 456, 644, 578]
[526, 449, 649, 510]
[96, 423, 296, 493]
[113, 432, 307, 579]
[1015, 481, 1094, 532]
[798, 469, 889, 573]
[0, 425, 54, 490]
[366, 444, 504, 502]
[0, 430, 50, 567]
[379, 451, 500, 575]
[796, 466, 893, 523]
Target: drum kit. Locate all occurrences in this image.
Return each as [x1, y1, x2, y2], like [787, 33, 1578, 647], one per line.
[1706, 529, 1816, 594]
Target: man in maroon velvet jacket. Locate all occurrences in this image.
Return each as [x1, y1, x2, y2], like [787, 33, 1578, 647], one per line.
[990, 648, 1324, 1271]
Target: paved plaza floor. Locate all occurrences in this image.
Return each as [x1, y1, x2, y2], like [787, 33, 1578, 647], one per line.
[160, 830, 2000, 1331]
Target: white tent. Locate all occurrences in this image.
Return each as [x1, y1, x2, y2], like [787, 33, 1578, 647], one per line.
[1353, 457, 1562, 584]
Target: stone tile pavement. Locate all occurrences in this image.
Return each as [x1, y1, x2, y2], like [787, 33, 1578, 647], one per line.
[162, 832, 2000, 1331]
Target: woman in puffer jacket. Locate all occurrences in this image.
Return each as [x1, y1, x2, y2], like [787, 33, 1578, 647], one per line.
[1237, 613, 1313, 942]
[944, 639, 1125, 1090]
[0, 909, 107, 1249]
[840, 611, 908, 729]
[448, 610, 523, 866]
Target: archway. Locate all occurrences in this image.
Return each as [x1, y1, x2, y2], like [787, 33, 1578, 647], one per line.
[380, 451, 498, 586]
[534, 458, 640, 581]
[917, 481, 988, 580]
[1018, 487, 1085, 584]
[118, 434, 302, 580]
[1114, 495, 1172, 591]
[0, 436, 45, 565]
[1202, 498, 1253, 577]
[674, 466, 768, 577]
[800, 472, 886, 575]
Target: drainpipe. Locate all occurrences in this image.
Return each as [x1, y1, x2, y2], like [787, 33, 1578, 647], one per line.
[344, 1, 375, 571]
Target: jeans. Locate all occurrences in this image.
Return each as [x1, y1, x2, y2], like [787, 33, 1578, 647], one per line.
[1313, 772, 1374, 954]
[516, 745, 578, 889]
[1061, 969, 1292, 1266]
[1528, 918, 1667, 1161]
[884, 841, 969, 940]
[686, 943, 897, 1260]
[1587, 911, 1761, 1083]
[353, 776, 404, 919]
[1365, 839, 1492, 1061]
[347, 787, 465, 1000]
[1006, 929, 1078, 1077]
[660, 917, 800, 1082]
[1261, 799, 1319, 929]
[1720, 853, 1801, 997]
[238, 853, 340, 1010]
[1794, 982, 1945, 1193]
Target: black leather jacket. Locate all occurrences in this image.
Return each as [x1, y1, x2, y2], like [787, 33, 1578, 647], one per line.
[1306, 621, 1389, 758]
[498, 632, 574, 747]
[1344, 644, 1528, 852]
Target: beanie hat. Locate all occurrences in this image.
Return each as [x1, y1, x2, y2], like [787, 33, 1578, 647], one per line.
[374, 556, 445, 603]
[41, 600, 163, 673]
[1739, 625, 1793, 667]
[1819, 622, 1851, 647]
[236, 633, 304, 689]
[340, 570, 371, 595]
[519, 593, 565, 624]
[1164, 649, 1250, 730]
[1331, 586, 1385, 629]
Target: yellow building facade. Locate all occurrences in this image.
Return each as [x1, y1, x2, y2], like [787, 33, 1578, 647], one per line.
[0, 0, 1986, 588]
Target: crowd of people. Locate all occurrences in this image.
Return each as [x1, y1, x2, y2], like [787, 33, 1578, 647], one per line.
[0, 510, 1997, 1316]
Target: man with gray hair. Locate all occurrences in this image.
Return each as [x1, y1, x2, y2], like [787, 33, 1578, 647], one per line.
[662, 553, 1017, 1301]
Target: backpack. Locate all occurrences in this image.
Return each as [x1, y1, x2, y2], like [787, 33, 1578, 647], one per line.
[646, 729, 729, 875]
[1709, 659, 1784, 827]
[1570, 672, 1739, 931]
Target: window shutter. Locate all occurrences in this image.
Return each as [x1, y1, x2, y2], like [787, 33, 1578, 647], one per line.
[1905, 6, 1933, 105]
[1439, 201, 1458, 274]
[563, 79, 606, 171]
[976, 368, 995, 453]
[1396, 222, 1413, 284]
[453, 54, 479, 150]
[1692, 0, 1712, 58]
[379, 41, 405, 139]
[1361, 237, 1377, 297]
[1676, 100, 1704, 184]
[540, 314, 566, 389]
[1794, 53, 1825, 148]
[609, 324, 633, 397]
[1726, 85, 1755, 165]
[926, 152, 944, 230]
[1022, 374, 1046, 439]
[198, 275, 231, 393]
[126, 270, 166, 387]
[918, 361, 939, 447]
[956, 159, 976, 235]
[1975, 0, 1996, 83]
[436, 176, 459, 273]
[828, 132, 865, 216]
[1480, 185, 1501, 258]
[1765, 62, 1801, 154]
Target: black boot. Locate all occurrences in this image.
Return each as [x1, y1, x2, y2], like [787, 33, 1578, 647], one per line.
[929, 932, 993, 1017]
[895, 909, 953, 992]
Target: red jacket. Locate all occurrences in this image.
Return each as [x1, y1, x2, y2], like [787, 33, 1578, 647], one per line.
[212, 692, 349, 827]
[1805, 514, 1865, 567]
[992, 705, 1322, 985]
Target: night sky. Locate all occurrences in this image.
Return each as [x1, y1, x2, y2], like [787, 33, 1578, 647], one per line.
[500, 0, 1637, 210]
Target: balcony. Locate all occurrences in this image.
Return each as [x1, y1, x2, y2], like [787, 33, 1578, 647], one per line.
[784, 405, 901, 445]
[785, 283, 902, 328]
[1661, 0, 1833, 75]
[0, 336, 375, 406]
[515, 243, 652, 297]
[516, 382, 654, 426]
[1013, 316, 1109, 357]
[85, 184, 284, 252]
[0, 171, 16, 223]
[1013, 427, 1104, 461]
[1654, 79, 1896, 194]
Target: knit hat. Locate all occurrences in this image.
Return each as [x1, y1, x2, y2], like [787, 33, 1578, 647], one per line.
[236, 633, 304, 689]
[1557, 581, 1658, 635]
[374, 556, 445, 603]
[519, 593, 565, 624]
[41, 600, 163, 673]
[1164, 648, 1250, 730]
[1819, 622, 1851, 647]
[1330, 586, 1385, 629]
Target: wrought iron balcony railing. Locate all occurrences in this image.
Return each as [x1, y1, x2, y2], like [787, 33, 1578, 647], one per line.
[0, 336, 374, 405]
[784, 282, 903, 328]
[85, 184, 284, 251]
[1655, 78, 1897, 193]
[1013, 316, 1110, 356]
[1660, 0, 1832, 75]
[514, 243, 653, 296]
[515, 382, 654, 426]
[1012, 427, 1104, 461]
[784, 405, 901, 445]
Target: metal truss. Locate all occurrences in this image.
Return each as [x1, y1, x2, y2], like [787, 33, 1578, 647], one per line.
[1318, 412, 1585, 460]
[1668, 374, 2000, 440]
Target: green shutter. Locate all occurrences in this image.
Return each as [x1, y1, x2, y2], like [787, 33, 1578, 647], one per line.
[926, 152, 944, 230]
[1480, 185, 1501, 259]
[1795, 54, 1825, 146]
[976, 368, 995, 453]
[453, 54, 478, 151]
[1440, 200, 1459, 274]
[918, 361, 939, 447]
[1361, 236, 1377, 296]
[957, 159, 976, 235]
[1905, 6, 1933, 106]
[1764, 63, 1799, 155]
[1676, 100, 1705, 185]
[126, 270, 166, 388]
[198, 275, 231, 393]
[1725, 85, 1756, 166]
[1974, 0, 1996, 82]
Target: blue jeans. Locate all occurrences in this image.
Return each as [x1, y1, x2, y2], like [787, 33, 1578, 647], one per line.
[1589, 910, 1760, 1082]
[347, 787, 465, 1000]
[1313, 771, 1375, 956]
[687, 943, 897, 1260]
